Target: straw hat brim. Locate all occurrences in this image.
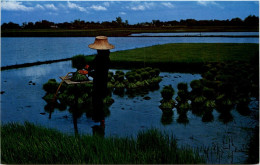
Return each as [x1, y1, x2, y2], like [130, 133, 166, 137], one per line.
[88, 43, 115, 50]
[88, 36, 115, 50]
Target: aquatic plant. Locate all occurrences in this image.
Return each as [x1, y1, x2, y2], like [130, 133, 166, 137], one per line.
[140, 71, 150, 80]
[176, 102, 190, 114]
[71, 55, 87, 70]
[43, 79, 59, 93]
[161, 85, 175, 101]
[202, 110, 214, 122]
[159, 100, 176, 112]
[161, 112, 173, 125]
[177, 82, 188, 91]
[42, 93, 55, 103]
[71, 72, 88, 82]
[103, 96, 115, 106]
[177, 113, 189, 124]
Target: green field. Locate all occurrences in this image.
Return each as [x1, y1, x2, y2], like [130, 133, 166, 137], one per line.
[85, 43, 259, 72]
[1, 122, 204, 164]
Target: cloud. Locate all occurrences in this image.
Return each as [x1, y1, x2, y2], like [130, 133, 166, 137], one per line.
[127, 2, 155, 11]
[197, 1, 224, 9]
[44, 4, 58, 11]
[2, 1, 34, 11]
[131, 5, 145, 11]
[35, 4, 45, 10]
[90, 5, 107, 11]
[67, 2, 87, 12]
[119, 12, 126, 15]
[103, 2, 110, 7]
[161, 2, 175, 8]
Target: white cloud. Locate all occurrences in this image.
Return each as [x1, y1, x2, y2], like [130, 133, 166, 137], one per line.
[161, 2, 175, 8]
[127, 2, 155, 11]
[44, 4, 58, 11]
[67, 2, 87, 12]
[119, 12, 126, 15]
[90, 5, 107, 11]
[35, 4, 45, 10]
[131, 5, 145, 11]
[2, 1, 34, 11]
[197, 1, 224, 9]
[103, 2, 110, 7]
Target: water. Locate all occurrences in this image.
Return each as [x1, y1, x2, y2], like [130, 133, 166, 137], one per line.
[1, 36, 259, 163]
[1, 61, 258, 163]
[130, 32, 259, 37]
[1, 36, 258, 67]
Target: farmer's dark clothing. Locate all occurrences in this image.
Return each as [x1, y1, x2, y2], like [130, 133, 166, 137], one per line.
[91, 50, 110, 122]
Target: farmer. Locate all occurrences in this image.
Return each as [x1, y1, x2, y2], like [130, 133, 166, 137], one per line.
[88, 36, 115, 123]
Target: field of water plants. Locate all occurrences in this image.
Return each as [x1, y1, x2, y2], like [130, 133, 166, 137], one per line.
[1, 43, 259, 164]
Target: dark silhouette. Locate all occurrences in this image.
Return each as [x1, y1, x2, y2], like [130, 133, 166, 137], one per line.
[1, 15, 258, 29]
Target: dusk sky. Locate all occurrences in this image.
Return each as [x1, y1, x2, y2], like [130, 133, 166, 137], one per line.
[1, 1, 259, 25]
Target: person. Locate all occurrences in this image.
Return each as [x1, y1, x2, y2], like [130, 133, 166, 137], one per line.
[88, 36, 115, 124]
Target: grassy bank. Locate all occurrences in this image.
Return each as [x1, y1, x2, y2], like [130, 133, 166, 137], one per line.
[1, 122, 204, 164]
[85, 43, 259, 72]
[2, 26, 258, 37]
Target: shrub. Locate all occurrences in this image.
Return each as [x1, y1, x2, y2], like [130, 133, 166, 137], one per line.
[161, 85, 175, 101]
[71, 55, 87, 70]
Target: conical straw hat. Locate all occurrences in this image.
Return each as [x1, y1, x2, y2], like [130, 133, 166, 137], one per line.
[88, 36, 115, 50]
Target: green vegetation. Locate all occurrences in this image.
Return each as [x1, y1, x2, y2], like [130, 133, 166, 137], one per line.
[85, 43, 259, 72]
[1, 122, 205, 164]
[159, 85, 176, 116]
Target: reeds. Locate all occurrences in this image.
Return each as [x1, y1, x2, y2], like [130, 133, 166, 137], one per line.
[1, 122, 205, 164]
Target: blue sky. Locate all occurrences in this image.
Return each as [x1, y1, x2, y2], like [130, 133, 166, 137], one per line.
[1, 1, 259, 25]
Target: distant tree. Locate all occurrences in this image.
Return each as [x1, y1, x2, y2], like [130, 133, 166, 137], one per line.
[1, 22, 20, 29]
[230, 17, 243, 25]
[116, 17, 123, 27]
[244, 15, 259, 26]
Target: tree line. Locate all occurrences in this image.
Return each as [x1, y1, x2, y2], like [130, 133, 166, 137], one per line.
[1, 15, 258, 30]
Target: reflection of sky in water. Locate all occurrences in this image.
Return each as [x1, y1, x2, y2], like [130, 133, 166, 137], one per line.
[1, 61, 258, 163]
[2, 37, 259, 66]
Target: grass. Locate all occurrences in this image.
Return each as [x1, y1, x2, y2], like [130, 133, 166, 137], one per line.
[1, 122, 205, 164]
[85, 43, 258, 72]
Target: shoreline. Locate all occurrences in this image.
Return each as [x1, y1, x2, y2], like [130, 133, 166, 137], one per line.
[1, 58, 71, 71]
[1, 35, 259, 38]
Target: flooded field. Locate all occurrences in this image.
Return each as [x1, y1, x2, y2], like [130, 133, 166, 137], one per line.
[1, 61, 258, 163]
[2, 36, 258, 67]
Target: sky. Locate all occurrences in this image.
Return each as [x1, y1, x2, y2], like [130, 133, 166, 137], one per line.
[1, 1, 259, 25]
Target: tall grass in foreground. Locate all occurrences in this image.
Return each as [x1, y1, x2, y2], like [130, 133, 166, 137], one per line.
[1, 122, 204, 164]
